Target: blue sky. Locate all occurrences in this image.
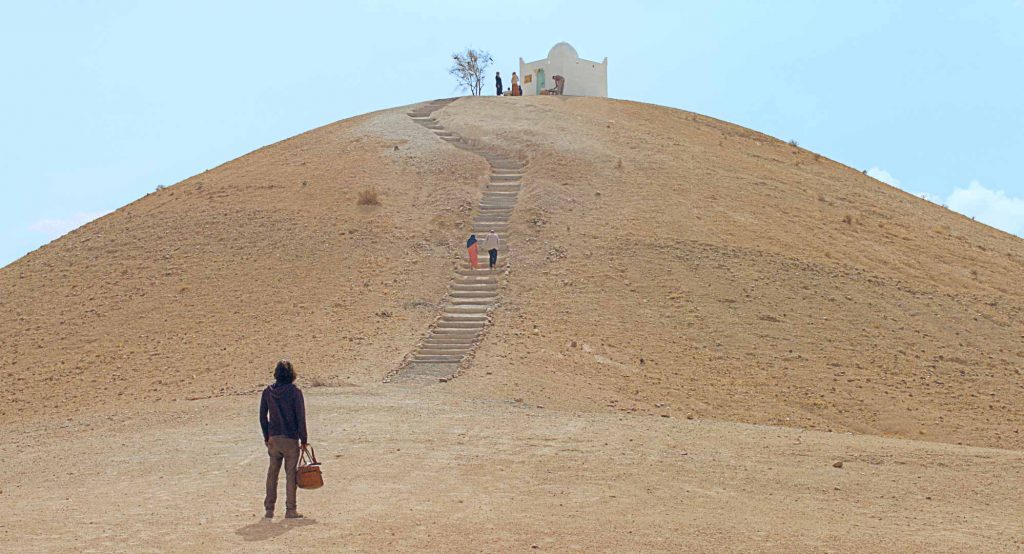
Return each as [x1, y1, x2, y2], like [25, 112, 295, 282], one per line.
[2, 1, 1022, 267]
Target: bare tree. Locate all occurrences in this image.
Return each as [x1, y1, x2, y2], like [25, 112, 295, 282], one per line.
[449, 48, 493, 96]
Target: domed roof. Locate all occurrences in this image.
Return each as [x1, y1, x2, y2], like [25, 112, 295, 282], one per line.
[548, 42, 579, 60]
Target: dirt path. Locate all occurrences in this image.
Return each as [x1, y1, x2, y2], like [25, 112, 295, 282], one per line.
[2, 384, 1021, 552]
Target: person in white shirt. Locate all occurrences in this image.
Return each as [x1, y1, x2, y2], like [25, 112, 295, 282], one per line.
[482, 230, 500, 269]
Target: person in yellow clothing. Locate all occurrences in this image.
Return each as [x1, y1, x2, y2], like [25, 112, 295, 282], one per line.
[511, 72, 520, 96]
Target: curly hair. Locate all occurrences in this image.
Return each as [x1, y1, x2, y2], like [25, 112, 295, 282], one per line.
[274, 360, 296, 384]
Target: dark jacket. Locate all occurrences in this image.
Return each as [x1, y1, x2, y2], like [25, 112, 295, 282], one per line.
[496, 75, 503, 91]
[260, 383, 308, 443]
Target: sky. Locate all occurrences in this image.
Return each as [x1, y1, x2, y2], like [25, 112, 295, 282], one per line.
[1, 0, 1022, 267]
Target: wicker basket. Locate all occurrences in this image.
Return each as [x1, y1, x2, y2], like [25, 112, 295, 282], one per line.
[296, 444, 323, 489]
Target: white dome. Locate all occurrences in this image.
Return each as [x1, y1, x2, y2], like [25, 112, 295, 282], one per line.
[548, 42, 579, 60]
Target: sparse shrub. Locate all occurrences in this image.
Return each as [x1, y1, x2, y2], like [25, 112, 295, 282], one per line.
[813, 153, 821, 161]
[842, 214, 853, 225]
[357, 188, 380, 206]
[155, 184, 166, 192]
[615, 158, 623, 169]
[788, 139, 799, 147]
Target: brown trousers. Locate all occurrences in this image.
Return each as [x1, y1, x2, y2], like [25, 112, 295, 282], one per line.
[264, 436, 301, 511]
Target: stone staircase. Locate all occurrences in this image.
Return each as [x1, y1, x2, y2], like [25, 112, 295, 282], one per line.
[389, 99, 526, 384]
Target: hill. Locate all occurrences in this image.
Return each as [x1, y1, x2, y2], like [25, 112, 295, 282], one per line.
[3, 96, 1021, 448]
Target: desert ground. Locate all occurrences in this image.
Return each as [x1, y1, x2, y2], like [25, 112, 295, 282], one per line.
[3, 384, 1022, 552]
[1, 96, 1022, 551]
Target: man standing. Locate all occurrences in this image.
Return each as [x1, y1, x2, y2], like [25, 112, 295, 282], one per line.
[483, 229, 500, 270]
[260, 360, 308, 519]
[495, 71, 503, 96]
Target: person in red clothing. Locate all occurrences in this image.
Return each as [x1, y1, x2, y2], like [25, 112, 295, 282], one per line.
[259, 360, 308, 519]
[467, 234, 479, 269]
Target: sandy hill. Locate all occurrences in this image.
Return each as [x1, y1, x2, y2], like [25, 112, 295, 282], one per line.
[2, 96, 1023, 449]
[3, 96, 1024, 551]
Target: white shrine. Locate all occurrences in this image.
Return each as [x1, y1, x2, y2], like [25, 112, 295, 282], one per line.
[518, 42, 608, 97]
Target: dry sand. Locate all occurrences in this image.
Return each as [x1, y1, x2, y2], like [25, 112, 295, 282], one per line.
[3, 384, 1022, 552]
[1, 96, 1022, 551]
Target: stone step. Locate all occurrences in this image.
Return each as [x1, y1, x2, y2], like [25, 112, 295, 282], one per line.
[456, 267, 502, 276]
[449, 288, 497, 297]
[490, 174, 522, 182]
[453, 273, 498, 280]
[460, 264, 504, 273]
[421, 346, 473, 353]
[440, 312, 489, 320]
[445, 305, 490, 315]
[419, 347, 471, 355]
[428, 334, 480, 343]
[446, 298, 492, 307]
[450, 288, 497, 296]
[489, 161, 525, 171]
[452, 274, 503, 284]
[419, 341, 471, 349]
[451, 281, 497, 288]
[415, 354, 468, 361]
[451, 283, 496, 290]
[429, 328, 481, 337]
[411, 355, 464, 363]
[452, 274, 498, 282]
[423, 336, 477, 345]
[435, 320, 486, 330]
[417, 348, 469, 355]
[485, 183, 521, 191]
[459, 258, 506, 267]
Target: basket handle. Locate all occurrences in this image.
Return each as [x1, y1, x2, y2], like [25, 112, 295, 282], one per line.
[300, 444, 320, 466]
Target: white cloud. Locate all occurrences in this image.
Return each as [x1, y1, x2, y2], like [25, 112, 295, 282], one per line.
[945, 180, 1024, 237]
[913, 191, 944, 204]
[29, 211, 109, 240]
[866, 167, 901, 187]
[867, 167, 1023, 237]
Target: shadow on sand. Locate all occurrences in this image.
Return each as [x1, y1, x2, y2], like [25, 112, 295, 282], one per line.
[236, 517, 317, 541]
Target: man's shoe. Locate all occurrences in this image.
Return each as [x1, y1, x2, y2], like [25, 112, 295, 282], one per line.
[264, 510, 274, 519]
[285, 510, 304, 519]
